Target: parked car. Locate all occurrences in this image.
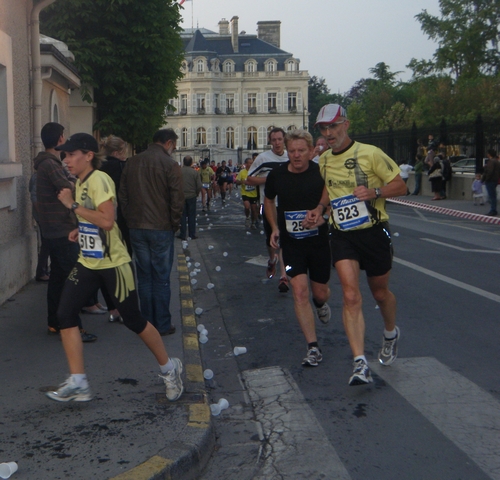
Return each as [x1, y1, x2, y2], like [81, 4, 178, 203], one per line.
[449, 154, 467, 164]
[451, 158, 487, 174]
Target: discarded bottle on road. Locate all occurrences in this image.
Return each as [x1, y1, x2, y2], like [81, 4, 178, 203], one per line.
[233, 346, 247, 356]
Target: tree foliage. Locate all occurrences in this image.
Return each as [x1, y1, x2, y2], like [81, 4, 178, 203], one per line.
[41, 0, 185, 147]
[414, 0, 500, 79]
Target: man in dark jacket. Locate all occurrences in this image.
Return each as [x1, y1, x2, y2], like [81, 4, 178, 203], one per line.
[482, 149, 500, 216]
[119, 129, 184, 335]
[179, 156, 202, 240]
[34, 122, 96, 341]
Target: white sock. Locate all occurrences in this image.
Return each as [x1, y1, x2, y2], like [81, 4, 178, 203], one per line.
[354, 355, 367, 364]
[160, 359, 174, 374]
[71, 374, 88, 388]
[384, 328, 397, 339]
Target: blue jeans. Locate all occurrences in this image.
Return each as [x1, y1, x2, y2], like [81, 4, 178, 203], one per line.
[129, 229, 174, 333]
[485, 181, 498, 214]
[412, 174, 422, 195]
[180, 197, 197, 239]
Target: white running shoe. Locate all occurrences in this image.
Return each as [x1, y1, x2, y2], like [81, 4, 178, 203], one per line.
[46, 376, 93, 402]
[159, 358, 184, 401]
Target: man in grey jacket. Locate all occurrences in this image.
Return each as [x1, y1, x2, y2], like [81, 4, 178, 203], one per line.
[119, 129, 184, 335]
[179, 156, 202, 240]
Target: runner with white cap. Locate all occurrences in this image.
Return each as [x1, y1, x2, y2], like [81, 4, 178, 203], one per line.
[305, 104, 407, 386]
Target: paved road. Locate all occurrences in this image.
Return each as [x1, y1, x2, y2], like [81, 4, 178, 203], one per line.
[183, 193, 500, 480]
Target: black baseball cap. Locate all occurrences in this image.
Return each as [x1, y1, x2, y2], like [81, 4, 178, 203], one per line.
[55, 133, 98, 153]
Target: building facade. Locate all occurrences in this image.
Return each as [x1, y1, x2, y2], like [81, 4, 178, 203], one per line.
[165, 16, 309, 164]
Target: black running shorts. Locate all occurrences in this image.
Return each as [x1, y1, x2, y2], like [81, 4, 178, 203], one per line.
[329, 223, 393, 277]
[241, 195, 258, 205]
[281, 237, 331, 284]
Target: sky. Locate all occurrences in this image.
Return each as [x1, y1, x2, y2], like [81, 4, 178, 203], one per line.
[180, 0, 442, 94]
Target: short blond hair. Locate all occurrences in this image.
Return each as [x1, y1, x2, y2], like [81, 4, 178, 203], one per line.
[285, 129, 314, 148]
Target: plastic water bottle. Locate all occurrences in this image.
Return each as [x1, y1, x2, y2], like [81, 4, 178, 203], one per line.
[233, 346, 247, 356]
[195, 308, 203, 315]
[200, 328, 208, 336]
[223, 252, 228, 257]
[199, 334, 208, 344]
[203, 369, 214, 380]
[197, 324, 205, 332]
[207, 283, 214, 289]
[215, 266, 221, 272]
[190, 279, 197, 285]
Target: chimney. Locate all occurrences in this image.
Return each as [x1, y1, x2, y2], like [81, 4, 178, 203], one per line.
[218, 18, 229, 35]
[231, 16, 239, 53]
[257, 20, 281, 48]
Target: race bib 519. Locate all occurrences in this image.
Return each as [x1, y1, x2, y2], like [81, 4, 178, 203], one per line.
[78, 222, 104, 258]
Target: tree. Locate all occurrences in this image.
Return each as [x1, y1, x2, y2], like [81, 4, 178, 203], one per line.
[307, 76, 344, 133]
[415, 0, 500, 79]
[41, 0, 185, 147]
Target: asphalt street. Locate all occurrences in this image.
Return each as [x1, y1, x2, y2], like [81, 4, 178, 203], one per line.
[185, 191, 500, 480]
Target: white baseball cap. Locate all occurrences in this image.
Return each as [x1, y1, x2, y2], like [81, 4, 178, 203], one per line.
[314, 104, 347, 126]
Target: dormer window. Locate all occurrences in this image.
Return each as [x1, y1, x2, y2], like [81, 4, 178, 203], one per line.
[197, 59, 205, 72]
[245, 60, 257, 73]
[286, 59, 298, 72]
[223, 61, 234, 73]
[265, 59, 277, 73]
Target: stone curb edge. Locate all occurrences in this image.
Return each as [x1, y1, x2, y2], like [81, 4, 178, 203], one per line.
[109, 253, 215, 480]
[388, 198, 500, 225]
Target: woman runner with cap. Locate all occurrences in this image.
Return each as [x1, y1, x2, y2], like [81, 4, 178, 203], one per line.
[45, 133, 183, 403]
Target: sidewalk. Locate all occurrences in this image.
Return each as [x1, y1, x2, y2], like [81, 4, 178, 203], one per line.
[0, 242, 214, 480]
[388, 194, 500, 225]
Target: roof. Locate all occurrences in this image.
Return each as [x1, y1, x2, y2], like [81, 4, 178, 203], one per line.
[183, 29, 292, 59]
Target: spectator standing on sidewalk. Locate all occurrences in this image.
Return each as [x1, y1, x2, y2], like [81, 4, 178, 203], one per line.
[398, 160, 413, 195]
[179, 155, 201, 240]
[265, 130, 332, 367]
[307, 104, 406, 386]
[411, 155, 424, 195]
[119, 129, 184, 336]
[45, 133, 183, 403]
[440, 156, 452, 199]
[34, 123, 96, 342]
[428, 154, 444, 201]
[482, 149, 500, 216]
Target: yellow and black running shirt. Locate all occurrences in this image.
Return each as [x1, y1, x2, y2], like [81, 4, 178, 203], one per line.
[75, 170, 131, 269]
[319, 141, 400, 230]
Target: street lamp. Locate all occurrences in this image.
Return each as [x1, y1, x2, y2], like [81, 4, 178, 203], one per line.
[302, 107, 308, 131]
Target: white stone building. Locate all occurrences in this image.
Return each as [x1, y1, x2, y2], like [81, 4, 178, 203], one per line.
[165, 16, 309, 164]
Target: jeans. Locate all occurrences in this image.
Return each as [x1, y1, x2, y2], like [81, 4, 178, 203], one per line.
[412, 174, 422, 195]
[129, 228, 174, 333]
[485, 181, 498, 214]
[180, 197, 197, 239]
[45, 236, 82, 330]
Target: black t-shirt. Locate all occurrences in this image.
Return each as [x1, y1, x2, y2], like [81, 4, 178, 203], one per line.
[265, 161, 327, 243]
[216, 166, 231, 180]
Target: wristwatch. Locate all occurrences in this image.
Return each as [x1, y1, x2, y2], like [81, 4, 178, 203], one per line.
[71, 202, 80, 211]
[322, 213, 330, 221]
[374, 188, 382, 199]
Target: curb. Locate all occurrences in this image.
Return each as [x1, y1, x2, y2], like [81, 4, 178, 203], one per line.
[388, 198, 500, 225]
[110, 253, 214, 480]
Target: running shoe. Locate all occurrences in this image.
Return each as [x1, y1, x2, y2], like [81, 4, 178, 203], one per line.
[266, 256, 278, 279]
[278, 276, 289, 293]
[159, 357, 184, 401]
[316, 303, 331, 324]
[251, 222, 257, 230]
[378, 326, 400, 366]
[46, 376, 93, 402]
[245, 217, 251, 229]
[302, 347, 323, 367]
[80, 329, 98, 343]
[108, 313, 123, 323]
[348, 359, 373, 386]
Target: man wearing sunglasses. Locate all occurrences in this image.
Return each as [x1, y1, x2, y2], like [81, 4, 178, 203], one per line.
[305, 104, 406, 386]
